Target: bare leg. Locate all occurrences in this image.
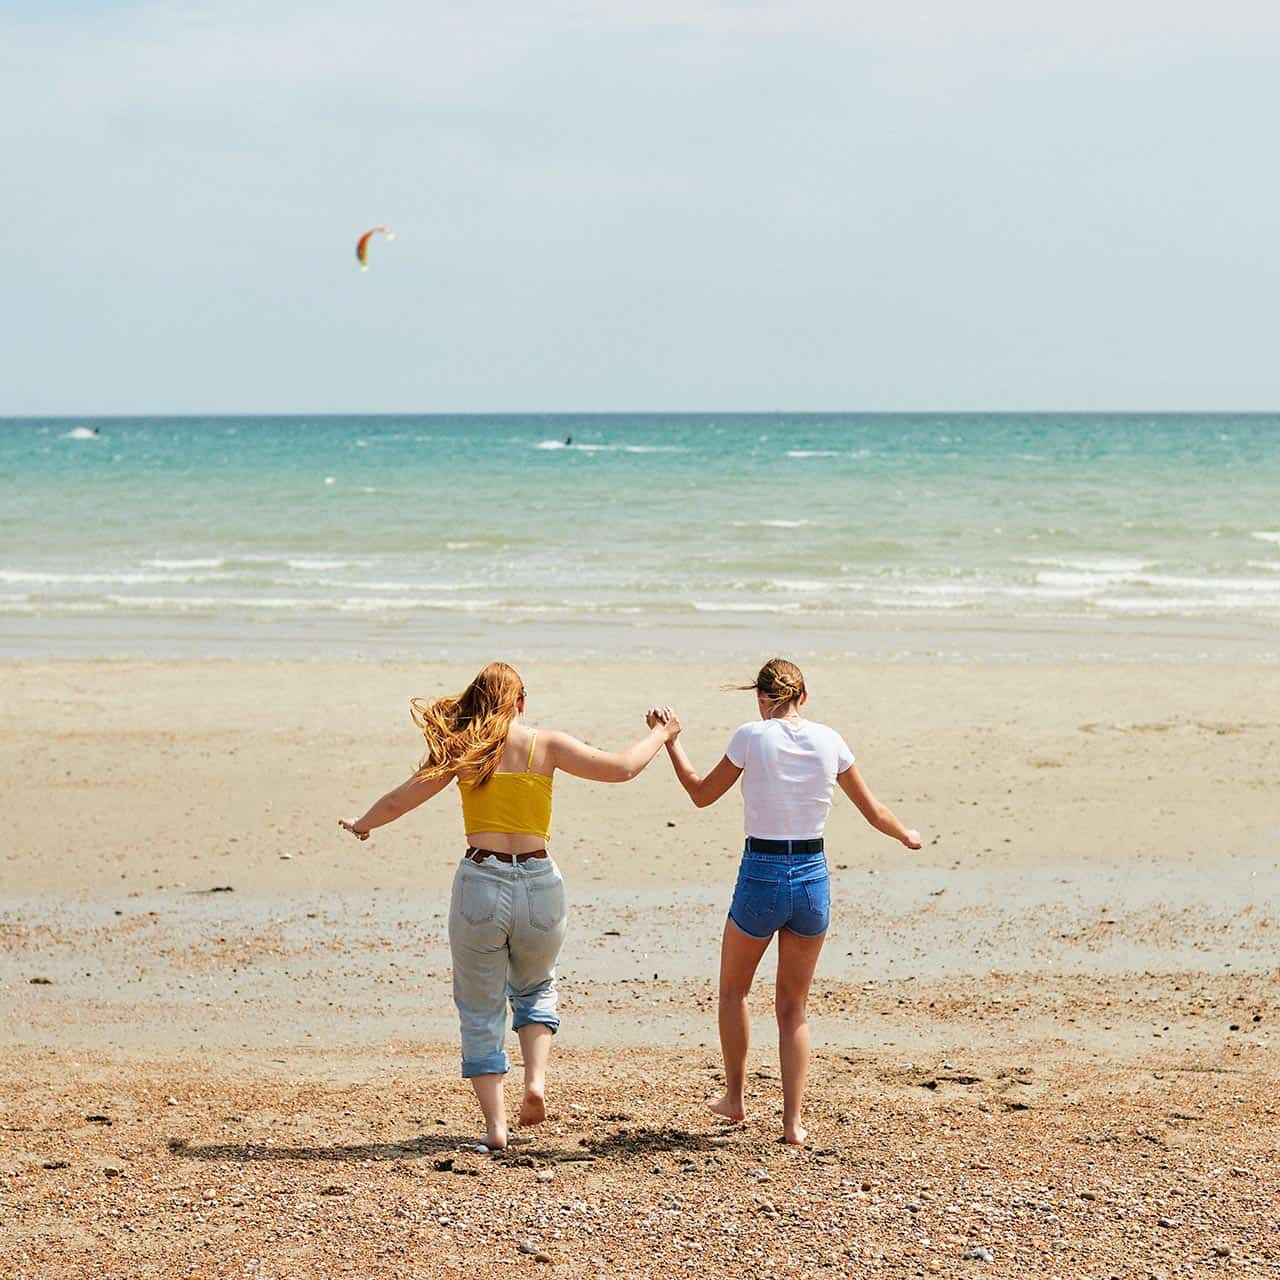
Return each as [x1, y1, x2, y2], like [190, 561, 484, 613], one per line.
[468, 1074, 507, 1150]
[516, 1023, 552, 1127]
[707, 918, 771, 1122]
[775, 927, 826, 1145]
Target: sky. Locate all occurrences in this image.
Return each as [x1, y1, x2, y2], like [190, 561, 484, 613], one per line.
[2, 0, 1279, 414]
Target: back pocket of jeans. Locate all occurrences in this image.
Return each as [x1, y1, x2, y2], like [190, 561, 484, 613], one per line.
[459, 875, 500, 926]
[527, 876, 567, 932]
[802, 874, 830, 921]
[736, 875, 781, 925]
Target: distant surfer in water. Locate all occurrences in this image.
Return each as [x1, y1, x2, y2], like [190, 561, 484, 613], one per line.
[564, 435, 572, 447]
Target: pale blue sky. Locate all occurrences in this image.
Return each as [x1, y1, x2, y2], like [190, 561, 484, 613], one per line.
[3, 1, 1278, 413]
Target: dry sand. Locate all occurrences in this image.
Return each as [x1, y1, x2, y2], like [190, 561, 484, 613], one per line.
[2, 659, 1278, 1276]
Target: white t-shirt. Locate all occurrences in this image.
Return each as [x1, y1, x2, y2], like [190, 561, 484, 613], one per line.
[724, 718, 855, 840]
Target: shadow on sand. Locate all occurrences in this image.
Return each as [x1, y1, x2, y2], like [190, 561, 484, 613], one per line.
[168, 1124, 732, 1164]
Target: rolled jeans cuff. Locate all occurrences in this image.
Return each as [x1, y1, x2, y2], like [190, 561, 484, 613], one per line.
[512, 1010, 560, 1035]
[460, 1049, 509, 1079]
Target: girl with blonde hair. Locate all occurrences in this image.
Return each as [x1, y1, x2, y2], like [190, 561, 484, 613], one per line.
[341, 661, 678, 1150]
[653, 658, 921, 1145]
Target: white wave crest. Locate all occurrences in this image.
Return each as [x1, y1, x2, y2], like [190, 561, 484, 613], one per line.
[0, 569, 232, 586]
[285, 558, 371, 571]
[143, 557, 225, 570]
[1021, 556, 1153, 574]
[692, 601, 802, 614]
[535, 440, 684, 454]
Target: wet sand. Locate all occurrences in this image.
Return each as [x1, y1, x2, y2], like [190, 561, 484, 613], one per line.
[3, 659, 1278, 1275]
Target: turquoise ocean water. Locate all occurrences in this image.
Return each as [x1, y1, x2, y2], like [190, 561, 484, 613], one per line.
[2, 414, 1278, 660]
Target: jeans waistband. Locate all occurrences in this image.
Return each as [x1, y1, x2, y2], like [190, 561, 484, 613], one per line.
[465, 847, 547, 864]
[744, 837, 824, 855]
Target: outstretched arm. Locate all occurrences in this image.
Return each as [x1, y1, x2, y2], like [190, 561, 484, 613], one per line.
[836, 764, 921, 848]
[653, 708, 741, 808]
[340, 770, 455, 840]
[545, 721, 675, 783]
[664, 738, 742, 808]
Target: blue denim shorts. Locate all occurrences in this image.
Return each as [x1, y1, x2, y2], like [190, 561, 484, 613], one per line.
[728, 848, 830, 939]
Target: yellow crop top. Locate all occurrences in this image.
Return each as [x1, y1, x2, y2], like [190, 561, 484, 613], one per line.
[457, 733, 554, 840]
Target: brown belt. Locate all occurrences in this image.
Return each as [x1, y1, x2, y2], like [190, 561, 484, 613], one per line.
[465, 846, 548, 864]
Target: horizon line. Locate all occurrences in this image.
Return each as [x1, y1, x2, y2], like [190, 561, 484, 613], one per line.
[4, 408, 1280, 421]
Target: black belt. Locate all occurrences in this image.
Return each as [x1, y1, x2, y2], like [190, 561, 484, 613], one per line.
[744, 837, 824, 855]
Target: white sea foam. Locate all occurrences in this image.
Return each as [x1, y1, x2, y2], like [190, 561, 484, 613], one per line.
[692, 601, 802, 614]
[1252, 531, 1280, 545]
[285, 558, 371, 571]
[0, 569, 232, 586]
[104, 594, 502, 614]
[785, 450, 840, 458]
[1097, 595, 1280, 615]
[535, 440, 684, 454]
[1034, 570, 1145, 590]
[867, 595, 971, 610]
[334, 597, 499, 613]
[63, 427, 100, 440]
[284, 578, 480, 593]
[143, 557, 225, 570]
[1118, 573, 1279, 593]
[730, 519, 811, 529]
[0, 600, 107, 614]
[768, 579, 829, 592]
[1022, 556, 1153, 574]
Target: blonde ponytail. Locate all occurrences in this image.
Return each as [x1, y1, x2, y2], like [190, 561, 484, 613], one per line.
[727, 657, 806, 715]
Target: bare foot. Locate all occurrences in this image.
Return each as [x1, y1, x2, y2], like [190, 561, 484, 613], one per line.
[479, 1131, 508, 1151]
[705, 1094, 746, 1123]
[781, 1122, 807, 1146]
[517, 1088, 546, 1128]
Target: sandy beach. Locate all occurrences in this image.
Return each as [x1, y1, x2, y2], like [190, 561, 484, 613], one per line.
[3, 658, 1278, 1276]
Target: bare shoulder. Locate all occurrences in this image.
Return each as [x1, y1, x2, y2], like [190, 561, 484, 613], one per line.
[536, 727, 576, 754]
[525, 724, 566, 772]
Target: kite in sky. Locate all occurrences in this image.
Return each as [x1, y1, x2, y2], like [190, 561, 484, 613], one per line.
[356, 225, 396, 270]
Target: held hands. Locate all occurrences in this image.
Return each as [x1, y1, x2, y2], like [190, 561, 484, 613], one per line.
[645, 705, 682, 742]
[338, 818, 370, 841]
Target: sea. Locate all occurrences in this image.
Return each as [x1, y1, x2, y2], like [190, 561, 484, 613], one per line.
[2, 413, 1278, 661]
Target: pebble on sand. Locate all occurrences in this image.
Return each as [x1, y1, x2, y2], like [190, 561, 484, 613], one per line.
[963, 1247, 994, 1262]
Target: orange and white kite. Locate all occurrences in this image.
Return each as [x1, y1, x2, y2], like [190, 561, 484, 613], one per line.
[356, 225, 396, 270]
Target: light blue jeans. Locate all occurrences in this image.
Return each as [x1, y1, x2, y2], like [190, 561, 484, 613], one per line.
[447, 854, 568, 1079]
